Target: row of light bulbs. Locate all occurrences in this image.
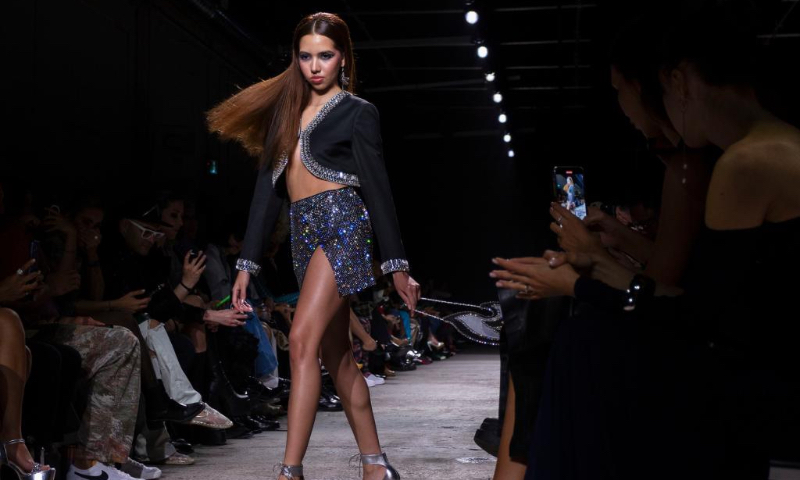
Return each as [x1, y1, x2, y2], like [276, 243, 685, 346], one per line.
[466, 8, 514, 158]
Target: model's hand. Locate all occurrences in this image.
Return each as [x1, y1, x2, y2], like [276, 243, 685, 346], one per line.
[392, 271, 421, 316]
[549, 202, 604, 254]
[112, 290, 150, 313]
[181, 250, 206, 289]
[490, 256, 580, 300]
[231, 270, 253, 312]
[203, 309, 247, 328]
[0, 260, 43, 303]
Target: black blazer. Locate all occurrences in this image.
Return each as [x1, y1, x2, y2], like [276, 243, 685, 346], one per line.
[236, 90, 409, 277]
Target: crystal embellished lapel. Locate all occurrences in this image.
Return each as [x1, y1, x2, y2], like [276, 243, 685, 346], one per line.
[271, 90, 358, 186]
[299, 91, 360, 187]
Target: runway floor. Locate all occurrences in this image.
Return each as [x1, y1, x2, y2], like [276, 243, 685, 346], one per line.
[161, 347, 500, 480]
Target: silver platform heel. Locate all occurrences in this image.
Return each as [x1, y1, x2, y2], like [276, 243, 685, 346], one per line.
[358, 452, 400, 480]
[0, 439, 56, 480]
[274, 463, 303, 479]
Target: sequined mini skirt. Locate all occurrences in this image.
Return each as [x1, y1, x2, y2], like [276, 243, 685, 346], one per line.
[289, 187, 376, 297]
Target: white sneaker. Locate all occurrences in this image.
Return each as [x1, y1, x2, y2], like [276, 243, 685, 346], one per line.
[66, 462, 144, 480]
[364, 374, 377, 387]
[122, 457, 162, 480]
[365, 373, 385, 386]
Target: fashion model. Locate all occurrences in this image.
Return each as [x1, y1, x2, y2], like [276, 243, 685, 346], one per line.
[207, 12, 420, 480]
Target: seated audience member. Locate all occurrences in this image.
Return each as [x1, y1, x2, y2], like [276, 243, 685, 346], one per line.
[0, 188, 144, 480]
[101, 198, 230, 428]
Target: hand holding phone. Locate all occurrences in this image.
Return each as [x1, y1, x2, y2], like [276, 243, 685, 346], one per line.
[0, 259, 43, 303]
[552, 166, 587, 220]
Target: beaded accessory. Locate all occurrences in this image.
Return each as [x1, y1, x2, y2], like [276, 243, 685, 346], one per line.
[412, 297, 502, 346]
[235, 258, 261, 276]
[380, 259, 410, 275]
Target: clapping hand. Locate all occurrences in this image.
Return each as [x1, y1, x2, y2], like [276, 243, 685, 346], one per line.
[490, 255, 580, 301]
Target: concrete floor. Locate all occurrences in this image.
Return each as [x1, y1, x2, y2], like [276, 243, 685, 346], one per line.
[161, 348, 500, 480]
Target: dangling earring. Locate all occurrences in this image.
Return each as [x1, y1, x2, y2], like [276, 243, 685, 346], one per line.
[339, 66, 350, 88]
[681, 97, 688, 186]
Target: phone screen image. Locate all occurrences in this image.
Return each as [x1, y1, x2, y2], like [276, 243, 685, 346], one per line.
[553, 167, 587, 220]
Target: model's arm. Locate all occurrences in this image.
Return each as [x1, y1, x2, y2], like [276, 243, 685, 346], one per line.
[351, 102, 409, 275]
[236, 162, 285, 276]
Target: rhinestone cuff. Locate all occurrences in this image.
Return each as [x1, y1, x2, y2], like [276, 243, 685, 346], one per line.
[381, 259, 410, 275]
[235, 258, 261, 276]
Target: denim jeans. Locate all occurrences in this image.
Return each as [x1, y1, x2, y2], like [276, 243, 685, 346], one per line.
[243, 310, 278, 377]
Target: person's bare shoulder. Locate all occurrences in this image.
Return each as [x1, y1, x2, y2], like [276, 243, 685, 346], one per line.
[708, 121, 800, 226]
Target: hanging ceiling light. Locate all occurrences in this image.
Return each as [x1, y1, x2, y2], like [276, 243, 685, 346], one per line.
[493, 92, 503, 103]
[508, 150, 515, 158]
[477, 45, 488, 58]
[503, 133, 512, 143]
[498, 113, 507, 123]
[466, 10, 479, 24]
[485, 72, 495, 82]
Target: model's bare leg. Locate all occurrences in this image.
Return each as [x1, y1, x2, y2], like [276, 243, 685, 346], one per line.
[0, 308, 37, 473]
[492, 373, 526, 480]
[280, 248, 348, 479]
[321, 306, 385, 480]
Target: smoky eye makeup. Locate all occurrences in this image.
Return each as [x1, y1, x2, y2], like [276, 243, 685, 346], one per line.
[298, 51, 336, 61]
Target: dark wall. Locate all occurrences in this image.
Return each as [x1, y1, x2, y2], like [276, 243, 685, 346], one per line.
[3, 0, 798, 301]
[2, 0, 270, 224]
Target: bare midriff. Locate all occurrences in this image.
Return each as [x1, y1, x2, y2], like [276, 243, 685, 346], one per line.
[285, 140, 347, 203]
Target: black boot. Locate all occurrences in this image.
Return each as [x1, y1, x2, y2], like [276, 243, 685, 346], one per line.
[145, 381, 204, 424]
[206, 336, 251, 418]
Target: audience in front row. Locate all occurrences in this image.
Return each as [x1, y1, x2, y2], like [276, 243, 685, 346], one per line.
[0, 176, 458, 480]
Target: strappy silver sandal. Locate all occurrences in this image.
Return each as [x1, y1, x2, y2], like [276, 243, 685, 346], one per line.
[274, 463, 303, 479]
[351, 452, 400, 480]
[0, 439, 55, 480]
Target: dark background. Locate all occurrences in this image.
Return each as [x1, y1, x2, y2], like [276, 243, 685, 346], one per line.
[2, 0, 799, 300]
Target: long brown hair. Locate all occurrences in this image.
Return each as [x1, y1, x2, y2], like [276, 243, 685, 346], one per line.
[206, 12, 356, 169]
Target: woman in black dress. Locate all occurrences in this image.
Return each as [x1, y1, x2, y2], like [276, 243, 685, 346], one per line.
[493, 4, 800, 479]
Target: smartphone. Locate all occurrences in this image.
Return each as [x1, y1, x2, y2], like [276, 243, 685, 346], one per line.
[188, 249, 198, 261]
[23, 240, 41, 301]
[552, 166, 587, 220]
[28, 240, 41, 273]
[143, 283, 165, 298]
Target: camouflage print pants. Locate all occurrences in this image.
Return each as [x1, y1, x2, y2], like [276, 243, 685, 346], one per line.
[35, 324, 141, 464]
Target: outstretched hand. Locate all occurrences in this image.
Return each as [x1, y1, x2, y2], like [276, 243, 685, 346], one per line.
[231, 270, 253, 313]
